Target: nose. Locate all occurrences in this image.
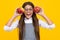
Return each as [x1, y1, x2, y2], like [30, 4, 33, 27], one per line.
[27, 9, 30, 12]
[27, 10, 31, 13]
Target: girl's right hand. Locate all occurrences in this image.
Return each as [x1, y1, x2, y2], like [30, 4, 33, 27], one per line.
[13, 8, 23, 17]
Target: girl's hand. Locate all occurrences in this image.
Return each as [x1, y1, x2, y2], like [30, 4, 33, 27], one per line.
[13, 8, 23, 17]
[38, 8, 45, 16]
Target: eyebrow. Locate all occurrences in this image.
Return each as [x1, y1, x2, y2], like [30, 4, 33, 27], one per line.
[24, 8, 33, 9]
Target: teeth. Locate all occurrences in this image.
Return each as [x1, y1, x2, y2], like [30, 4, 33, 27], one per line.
[27, 14, 30, 15]
[27, 13, 30, 14]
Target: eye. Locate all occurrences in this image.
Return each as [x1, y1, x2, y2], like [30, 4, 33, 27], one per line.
[24, 9, 28, 11]
[29, 9, 33, 11]
[24, 8, 33, 11]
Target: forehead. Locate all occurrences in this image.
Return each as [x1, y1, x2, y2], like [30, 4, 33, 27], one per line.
[24, 5, 33, 9]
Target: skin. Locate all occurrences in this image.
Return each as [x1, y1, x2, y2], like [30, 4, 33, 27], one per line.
[24, 5, 33, 19]
[6, 5, 53, 27]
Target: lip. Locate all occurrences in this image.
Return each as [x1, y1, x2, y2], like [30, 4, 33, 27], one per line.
[26, 14, 31, 16]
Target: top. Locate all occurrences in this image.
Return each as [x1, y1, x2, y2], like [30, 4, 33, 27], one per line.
[4, 17, 55, 40]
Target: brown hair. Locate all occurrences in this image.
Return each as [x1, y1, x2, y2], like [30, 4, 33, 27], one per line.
[18, 2, 40, 40]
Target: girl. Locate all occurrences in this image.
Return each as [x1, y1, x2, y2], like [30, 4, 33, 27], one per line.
[4, 2, 55, 40]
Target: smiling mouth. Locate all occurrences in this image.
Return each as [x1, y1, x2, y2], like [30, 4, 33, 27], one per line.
[26, 14, 31, 16]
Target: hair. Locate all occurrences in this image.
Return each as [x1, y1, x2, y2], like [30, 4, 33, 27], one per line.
[18, 2, 40, 40]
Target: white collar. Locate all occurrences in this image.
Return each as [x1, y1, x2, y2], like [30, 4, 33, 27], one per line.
[24, 17, 32, 20]
[24, 17, 32, 23]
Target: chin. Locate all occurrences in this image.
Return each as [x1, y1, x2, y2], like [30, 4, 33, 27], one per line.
[26, 16, 31, 19]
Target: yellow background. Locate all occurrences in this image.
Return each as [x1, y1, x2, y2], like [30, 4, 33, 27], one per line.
[0, 0, 59, 40]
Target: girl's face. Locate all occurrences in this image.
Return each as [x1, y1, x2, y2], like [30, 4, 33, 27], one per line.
[24, 5, 33, 19]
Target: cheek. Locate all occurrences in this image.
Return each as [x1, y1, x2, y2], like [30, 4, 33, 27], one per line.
[24, 11, 27, 13]
[30, 10, 33, 14]
[24, 12, 33, 17]
[31, 11, 33, 13]
[24, 11, 33, 14]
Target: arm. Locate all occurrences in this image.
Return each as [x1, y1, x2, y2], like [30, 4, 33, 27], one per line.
[38, 8, 55, 29]
[4, 20, 19, 31]
[6, 15, 17, 27]
[41, 14, 53, 25]
[38, 19, 55, 29]
[4, 9, 22, 31]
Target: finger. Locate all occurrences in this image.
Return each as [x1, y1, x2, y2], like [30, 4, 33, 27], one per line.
[41, 8, 44, 12]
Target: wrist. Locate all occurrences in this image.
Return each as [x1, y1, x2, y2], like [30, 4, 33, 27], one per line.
[41, 14, 46, 17]
[12, 15, 17, 19]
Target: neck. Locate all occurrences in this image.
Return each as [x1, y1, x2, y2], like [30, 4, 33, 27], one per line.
[25, 17, 32, 19]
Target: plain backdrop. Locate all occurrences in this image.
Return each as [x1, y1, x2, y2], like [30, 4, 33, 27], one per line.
[0, 0, 59, 40]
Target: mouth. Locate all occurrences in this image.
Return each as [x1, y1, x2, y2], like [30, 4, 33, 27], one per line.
[26, 14, 31, 16]
[26, 13, 31, 16]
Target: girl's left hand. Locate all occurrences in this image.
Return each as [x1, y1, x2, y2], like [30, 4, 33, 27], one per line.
[37, 8, 45, 16]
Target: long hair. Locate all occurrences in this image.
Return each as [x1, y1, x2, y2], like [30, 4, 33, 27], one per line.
[18, 2, 40, 40]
